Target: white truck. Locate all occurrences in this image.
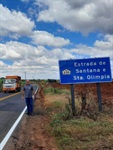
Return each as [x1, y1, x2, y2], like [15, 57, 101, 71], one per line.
[3, 76, 21, 92]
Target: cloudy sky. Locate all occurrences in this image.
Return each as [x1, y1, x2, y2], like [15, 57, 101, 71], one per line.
[0, 0, 113, 79]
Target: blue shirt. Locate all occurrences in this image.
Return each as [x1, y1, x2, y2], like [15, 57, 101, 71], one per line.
[23, 84, 34, 98]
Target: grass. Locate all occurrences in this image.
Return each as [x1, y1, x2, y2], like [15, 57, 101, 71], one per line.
[44, 87, 70, 95]
[44, 91, 113, 150]
[50, 114, 113, 150]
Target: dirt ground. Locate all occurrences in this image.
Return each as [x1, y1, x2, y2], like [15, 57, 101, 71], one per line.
[4, 81, 113, 150]
[50, 81, 113, 106]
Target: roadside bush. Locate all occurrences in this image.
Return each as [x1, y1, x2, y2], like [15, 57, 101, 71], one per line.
[21, 80, 26, 87]
[50, 104, 72, 127]
[44, 87, 70, 95]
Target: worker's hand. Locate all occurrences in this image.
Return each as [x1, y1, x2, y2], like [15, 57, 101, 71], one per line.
[22, 96, 24, 100]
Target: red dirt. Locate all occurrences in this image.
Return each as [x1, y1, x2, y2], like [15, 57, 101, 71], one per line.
[50, 81, 113, 105]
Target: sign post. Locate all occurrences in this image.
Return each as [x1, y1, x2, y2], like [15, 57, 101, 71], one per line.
[70, 84, 76, 115]
[59, 57, 112, 112]
[96, 83, 102, 112]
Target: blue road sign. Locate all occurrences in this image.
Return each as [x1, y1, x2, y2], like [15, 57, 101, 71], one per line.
[59, 57, 112, 84]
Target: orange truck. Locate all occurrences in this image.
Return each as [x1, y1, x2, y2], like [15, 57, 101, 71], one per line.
[3, 76, 21, 93]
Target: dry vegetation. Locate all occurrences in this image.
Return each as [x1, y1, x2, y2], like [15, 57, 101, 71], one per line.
[43, 82, 113, 150]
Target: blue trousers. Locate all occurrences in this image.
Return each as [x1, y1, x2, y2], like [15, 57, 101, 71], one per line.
[25, 98, 33, 114]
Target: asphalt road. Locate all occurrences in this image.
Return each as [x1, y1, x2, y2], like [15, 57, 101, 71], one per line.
[0, 91, 25, 142]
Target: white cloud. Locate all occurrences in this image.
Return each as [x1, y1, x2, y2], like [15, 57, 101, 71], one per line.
[0, 34, 113, 79]
[0, 61, 7, 67]
[94, 35, 113, 50]
[0, 41, 73, 79]
[36, 0, 113, 35]
[70, 34, 113, 58]
[0, 4, 35, 38]
[31, 30, 70, 47]
[0, 41, 46, 60]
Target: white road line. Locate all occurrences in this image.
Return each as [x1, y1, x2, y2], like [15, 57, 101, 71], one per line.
[0, 86, 38, 150]
[0, 106, 27, 150]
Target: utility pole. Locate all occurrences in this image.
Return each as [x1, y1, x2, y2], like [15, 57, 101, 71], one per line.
[24, 72, 26, 80]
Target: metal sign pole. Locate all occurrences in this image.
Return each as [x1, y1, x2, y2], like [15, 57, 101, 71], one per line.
[96, 83, 102, 112]
[70, 84, 76, 115]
